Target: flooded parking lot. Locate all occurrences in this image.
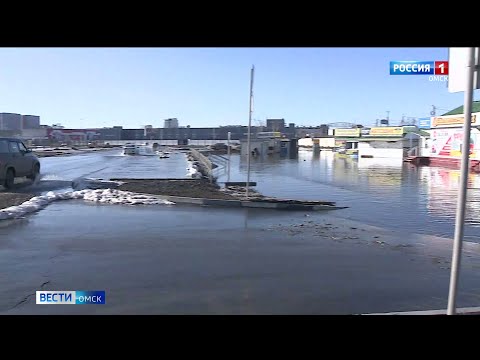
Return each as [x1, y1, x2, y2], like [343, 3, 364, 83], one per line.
[218, 150, 480, 243]
[2, 148, 480, 314]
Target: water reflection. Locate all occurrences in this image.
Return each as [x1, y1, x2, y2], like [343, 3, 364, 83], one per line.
[39, 149, 190, 180]
[421, 166, 480, 226]
[219, 150, 480, 242]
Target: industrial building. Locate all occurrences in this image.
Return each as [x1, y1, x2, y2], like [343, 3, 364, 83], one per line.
[0, 113, 23, 131]
[0, 112, 42, 141]
[8, 113, 333, 148]
[240, 132, 295, 158]
[295, 125, 329, 138]
[22, 115, 40, 129]
[164, 118, 179, 128]
[266, 118, 285, 132]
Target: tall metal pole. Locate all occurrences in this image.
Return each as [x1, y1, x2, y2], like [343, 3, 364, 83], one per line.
[447, 47, 476, 315]
[227, 131, 231, 182]
[246, 65, 254, 198]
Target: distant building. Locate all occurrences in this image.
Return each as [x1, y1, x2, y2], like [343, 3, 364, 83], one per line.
[34, 124, 299, 142]
[284, 123, 296, 138]
[19, 128, 47, 141]
[22, 115, 40, 129]
[121, 128, 147, 140]
[144, 125, 153, 137]
[240, 137, 293, 157]
[296, 125, 329, 138]
[266, 118, 285, 132]
[164, 118, 179, 128]
[47, 128, 101, 142]
[0, 113, 22, 131]
[96, 126, 123, 141]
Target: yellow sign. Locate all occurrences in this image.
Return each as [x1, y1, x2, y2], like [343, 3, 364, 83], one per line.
[369, 127, 404, 136]
[334, 128, 360, 137]
[432, 114, 477, 128]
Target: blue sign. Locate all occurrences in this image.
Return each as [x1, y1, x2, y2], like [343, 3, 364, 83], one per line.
[418, 117, 431, 129]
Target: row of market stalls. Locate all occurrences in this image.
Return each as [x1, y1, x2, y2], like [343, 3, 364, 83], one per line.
[417, 102, 480, 171]
[331, 101, 480, 171]
[333, 126, 425, 159]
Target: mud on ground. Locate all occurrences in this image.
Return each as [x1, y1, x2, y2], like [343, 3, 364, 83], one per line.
[0, 192, 35, 210]
[116, 179, 240, 200]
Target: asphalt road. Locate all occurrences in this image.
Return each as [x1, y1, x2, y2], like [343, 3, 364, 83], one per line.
[1, 150, 480, 314]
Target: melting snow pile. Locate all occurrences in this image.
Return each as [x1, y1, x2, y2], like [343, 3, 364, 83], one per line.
[219, 186, 265, 199]
[40, 174, 68, 181]
[0, 189, 175, 220]
[186, 160, 202, 179]
[81, 188, 175, 205]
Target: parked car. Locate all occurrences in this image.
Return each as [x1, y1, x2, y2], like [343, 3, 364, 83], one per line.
[0, 137, 41, 188]
[210, 143, 228, 151]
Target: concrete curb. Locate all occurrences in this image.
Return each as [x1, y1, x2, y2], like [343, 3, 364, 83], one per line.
[362, 306, 480, 315]
[110, 178, 345, 211]
[153, 194, 344, 211]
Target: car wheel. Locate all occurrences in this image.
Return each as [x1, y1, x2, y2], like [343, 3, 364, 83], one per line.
[27, 163, 40, 180]
[4, 168, 15, 188]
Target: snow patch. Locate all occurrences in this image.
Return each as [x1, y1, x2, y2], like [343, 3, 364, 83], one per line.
[186, 160, 202, 179]
[40, 174, 67, 181]
[0, 189, 175, 220]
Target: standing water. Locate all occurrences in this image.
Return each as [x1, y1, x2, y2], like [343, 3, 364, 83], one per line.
[217, 150, 480, 243]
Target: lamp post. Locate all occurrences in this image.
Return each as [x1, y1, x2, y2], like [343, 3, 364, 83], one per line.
[447, 47, 477, 315]
[227, 131, 231, 182]
[246, 65, 254, 198]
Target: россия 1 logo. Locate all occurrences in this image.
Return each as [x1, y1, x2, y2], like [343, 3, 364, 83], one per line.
[390, 61, 449, 81]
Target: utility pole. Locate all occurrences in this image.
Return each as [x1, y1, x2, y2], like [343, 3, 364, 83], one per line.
[447, 47, 477, 315]
[227, 131, 231, 182]
[246, 65, 254, 198]
[431, 105, 449, 117]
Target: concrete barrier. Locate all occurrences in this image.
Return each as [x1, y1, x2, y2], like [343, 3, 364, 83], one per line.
[362, 306, 480, 315]
[224, 182, 257, 186]
[189, 149, 214, 181]
[152, 194, 343, 211]
[241, 201, 278, 208]
[154, 195, 205, 205]
[203, 199, 243, 207]
[111, 178, 199, 182]
[111, 178, 344, 211]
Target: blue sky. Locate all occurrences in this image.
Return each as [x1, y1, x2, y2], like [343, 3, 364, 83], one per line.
[0, 48, 476, 129]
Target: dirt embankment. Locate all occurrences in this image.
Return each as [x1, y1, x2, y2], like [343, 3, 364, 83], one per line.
[0, 193, 35, 210]
[116, 179, 240, 200]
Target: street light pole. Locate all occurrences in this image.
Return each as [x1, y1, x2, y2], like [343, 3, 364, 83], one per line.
[246, 65, 254, 198]
[227, 131, 231, 182]
[447, 47, 476, 315]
